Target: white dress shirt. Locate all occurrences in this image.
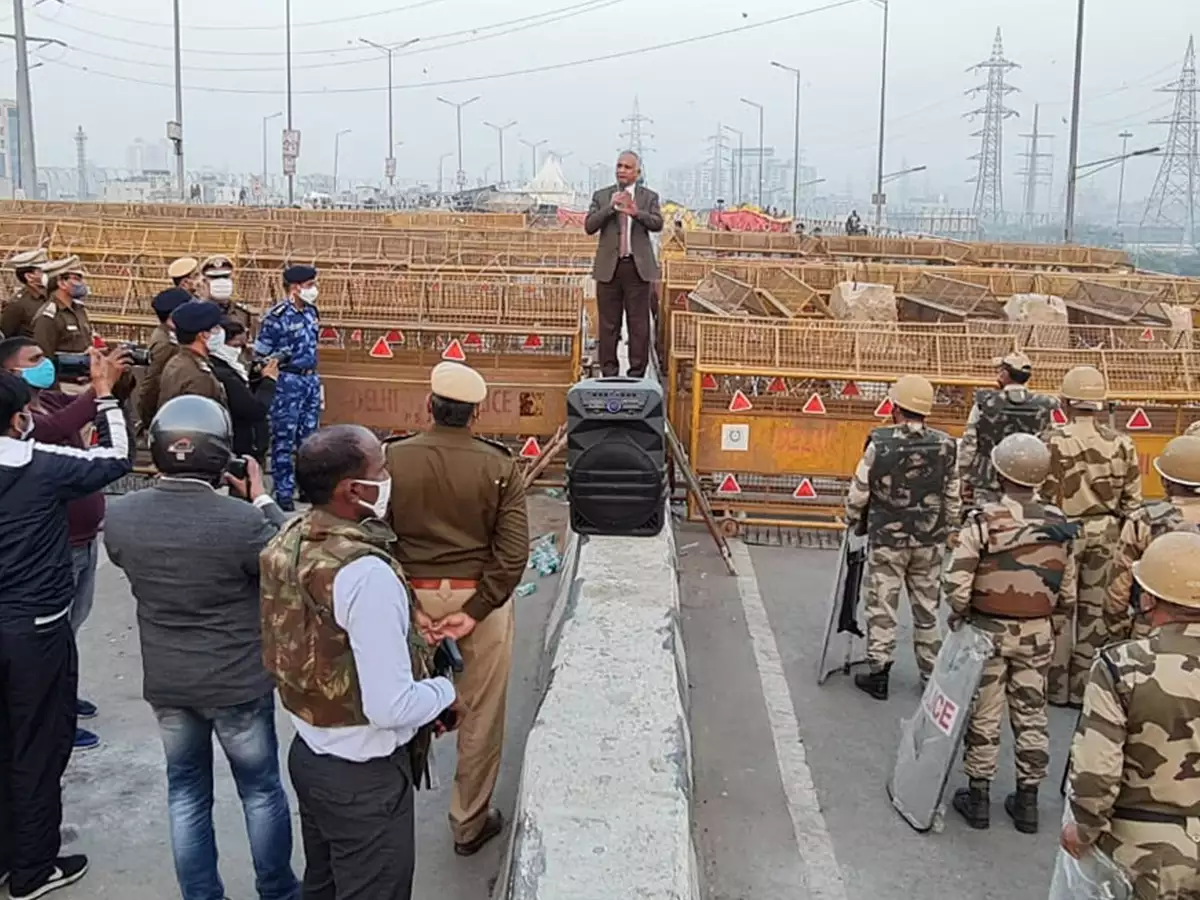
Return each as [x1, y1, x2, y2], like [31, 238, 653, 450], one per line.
[290, 555, 456, 763]
[619, 184, 636, 257]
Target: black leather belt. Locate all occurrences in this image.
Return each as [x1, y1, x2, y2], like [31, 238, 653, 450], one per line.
[281, 366, 316, 376]
[1113, 807, 1193, 825]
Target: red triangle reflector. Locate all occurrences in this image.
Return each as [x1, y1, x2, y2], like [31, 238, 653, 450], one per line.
[1126, 407, 1152, 430]
[384, 329, 405, 344]
[766, 376, 787, 394]
[318, 326, 339, 341]
[442, 339, 467, 362]
[716, 473, 741, 495]
[701, 373, 719, 391]
[463, 332, 483, 347]
[91, 334, 105, 348]
[368, 337, 393, 359]
[728, 390, 753, 413]
[1140, 327, 1154, 342]
[793, 478, 817, 499]
[1051, 407, 1068, 426]
[523, 334, 543, 349]
[841, 381, 862, 398]
[350, 329, 363, 343]
[519, 437, 541, 459]
[802, 393, 827, 415]
[874, 397, 894, 417]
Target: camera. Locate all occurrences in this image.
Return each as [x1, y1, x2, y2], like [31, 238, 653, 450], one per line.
[54, 343, 150, 381]
[225, 455, 249, 481]
[249, 349, 291, 381]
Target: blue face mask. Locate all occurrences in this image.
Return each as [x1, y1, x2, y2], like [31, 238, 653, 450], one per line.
[68, 281, 89, 300]
[19, 357, 56, 390]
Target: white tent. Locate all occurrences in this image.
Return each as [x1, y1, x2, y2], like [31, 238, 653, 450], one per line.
[521, 154, 582, 208]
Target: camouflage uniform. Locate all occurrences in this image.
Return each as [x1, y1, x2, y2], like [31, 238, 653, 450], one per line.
[1037, 417, 1142, 705]
[958, 385, 1056, 508]
[1106, 496, 1200, 641]
[946, 496, 1079, 787]
[1070, 623, 1200, 898]
[846, 422, 960, 678]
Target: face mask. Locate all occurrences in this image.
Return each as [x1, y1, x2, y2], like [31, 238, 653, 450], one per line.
[353, 477, 392, 520]
[19, 357, 55, 390]
[209, 278, 234, 301]
[206, 327, 226, 352]
[38, 272, 48, 288]
[14, 411, 33, 440]
[68, 281, 89, 300]
[299, 285, 319, 304]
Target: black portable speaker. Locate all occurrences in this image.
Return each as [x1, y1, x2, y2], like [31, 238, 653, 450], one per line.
[566, 377, 667, 536]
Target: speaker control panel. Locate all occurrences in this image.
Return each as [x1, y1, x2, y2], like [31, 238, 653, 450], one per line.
[575, 388, 652, 417]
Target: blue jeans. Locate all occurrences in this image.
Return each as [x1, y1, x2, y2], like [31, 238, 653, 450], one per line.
[68, 539, 98, 634]
[153, 694, 299, 900]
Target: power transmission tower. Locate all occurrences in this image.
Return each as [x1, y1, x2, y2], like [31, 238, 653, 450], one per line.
[705, 124, 729, 208]
[1141, 36, 1198, 247]
[965, 27, 1020, 222]
[620, 96, 654, 179]
[74, 126, 88, 200]
[1017, 103, 1053, 222]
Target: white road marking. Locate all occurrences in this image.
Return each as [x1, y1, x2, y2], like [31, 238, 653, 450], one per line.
[730, 539, 849, 900]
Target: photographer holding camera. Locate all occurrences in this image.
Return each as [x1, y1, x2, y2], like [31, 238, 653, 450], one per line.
[0, 336, 131, 753]
[103, 395, 299, 900]
[209, 318, 277, 464]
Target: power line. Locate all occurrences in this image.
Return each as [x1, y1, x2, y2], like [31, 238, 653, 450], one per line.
[36, 0, 865, 95]
[44, 0, 451, 31]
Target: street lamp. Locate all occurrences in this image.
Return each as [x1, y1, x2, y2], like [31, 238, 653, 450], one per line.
[437, 95, 480, 191]
[262, 111, 282, 195]
[359, 37, 419, 187]
[437, 151, 452, 195]
[740, 97, 764, 208]
[333, 128, 351, 195]
[519, 137, 547, 182]
[1063, 0, 1086, 242]
[1075, 147, 1160, 180]
[883, 164, 927, 183]
[1116, 129, 1133, 227]
[871, 0, 890, 228]
[285, 0, 293, 204]
[721, 125, 743, 205]
[483, 119, 517, 188]
[770, 61, 802, 217]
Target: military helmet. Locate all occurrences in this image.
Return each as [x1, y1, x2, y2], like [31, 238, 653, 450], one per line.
[1132, 531, 1200, 610]
[1154, 435, 1200, 487]
[1060, 365, 1107, 404]
[150, 395, 234, 476]
[990, 433, 1052, 488]
[889, 374, 934, 417]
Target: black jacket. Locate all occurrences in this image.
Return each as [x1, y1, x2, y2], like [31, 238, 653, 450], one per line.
[0, 398, 133, 624]
[210, 356, 276, 461]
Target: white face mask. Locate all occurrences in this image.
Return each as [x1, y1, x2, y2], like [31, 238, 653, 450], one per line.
[209, 278, 234, 301]
[205, 326, 226, 352]
[353, 476, 392, 520]
[299, 285, 319, 304]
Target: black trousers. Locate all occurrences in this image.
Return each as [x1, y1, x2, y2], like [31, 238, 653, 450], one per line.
[596, 257, 652, 378]
[287, 736, 415, 900]
[0, 615, 77, 890]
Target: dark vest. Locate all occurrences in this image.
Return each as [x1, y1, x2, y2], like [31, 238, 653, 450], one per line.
[867, 425, 956, 547]
[968, 388, 1056, 492]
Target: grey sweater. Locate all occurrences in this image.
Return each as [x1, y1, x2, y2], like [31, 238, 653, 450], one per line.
[104, 478, 286, 709]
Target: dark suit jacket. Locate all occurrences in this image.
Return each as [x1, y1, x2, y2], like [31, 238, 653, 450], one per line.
[584, 183, 664, 283]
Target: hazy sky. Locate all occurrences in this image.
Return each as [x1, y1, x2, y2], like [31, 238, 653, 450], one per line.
[5, 0, 1197, 208]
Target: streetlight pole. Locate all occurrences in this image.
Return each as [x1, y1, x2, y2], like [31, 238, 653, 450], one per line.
[359, 38, 418, 189]
[721, 125, 742, 205]
[519, 137, 547, 182]
[437, 95, 480, 192]
[172, 0, 185, 200]
[285, 0, 294, 205]
[771, 61, 802, 217]
[1063, 0, 1086, 242]
[437, 152, 452, 195]
[262, 111, 282, 195]
[483, 119, 517, 188]
[1116, 129, 1133, 227]
[333, 128, 351, 195]
[740, 97, 764, 208]
[873, 0, 889, 228]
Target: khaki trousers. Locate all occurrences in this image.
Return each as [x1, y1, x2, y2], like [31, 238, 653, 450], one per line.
[413, 581, 514, 844]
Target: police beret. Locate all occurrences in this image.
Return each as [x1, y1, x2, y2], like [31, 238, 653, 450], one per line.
[40, 255, 85, 278]
[168, 257, 199, 280]
[8, 248, 47, 268]
[430, 361, 487, 404]
[170, 300, 223, 333]
[200, 254, 234, 277]
[283, 264, 317, 285]
[151, 287, 193, 316]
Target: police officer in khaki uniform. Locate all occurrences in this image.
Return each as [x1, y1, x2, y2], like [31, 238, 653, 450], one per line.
[135, 287, 190, 430]
[157, 301, 227, 408]
[199, 254, 253, 333]
[383, 361, 530, 856]
[0, 248, 49, 339]
[168, 257, 201, 295]
[1063, 530, 1200, 897]
[32, 256, 93, 358]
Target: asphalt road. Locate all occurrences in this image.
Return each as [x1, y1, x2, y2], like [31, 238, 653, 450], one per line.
[680, 527, 1076, 900]
[54, 493, 566, 900]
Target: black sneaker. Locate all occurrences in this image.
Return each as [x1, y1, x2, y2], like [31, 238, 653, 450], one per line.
[76, 698, 98, 719]
[10, 855, 89, 900]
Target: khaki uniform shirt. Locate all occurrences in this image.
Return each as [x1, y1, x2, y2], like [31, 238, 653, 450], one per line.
[157, 347, 227, 408]
[1037, 416, 1142, 518]
[0, 285, 47, 339]
[32, 296, 92, 356]
[384, 425, 529, 622]
[1105, 495, 1200, 623]
[137, 323, 180, 427]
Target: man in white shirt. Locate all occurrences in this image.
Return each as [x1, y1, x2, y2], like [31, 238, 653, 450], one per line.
[259, 424, 458, 900]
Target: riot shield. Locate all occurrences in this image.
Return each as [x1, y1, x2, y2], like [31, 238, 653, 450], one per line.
[816, 529, 868, 685]
[1047, 803, 1133, 900]
[887, 623, 993, 832]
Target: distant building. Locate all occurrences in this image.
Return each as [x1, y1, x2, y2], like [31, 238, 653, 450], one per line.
[0, 98, 21, 196]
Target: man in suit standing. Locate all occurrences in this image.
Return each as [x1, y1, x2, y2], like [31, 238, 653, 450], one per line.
[584, 151, 663, 378]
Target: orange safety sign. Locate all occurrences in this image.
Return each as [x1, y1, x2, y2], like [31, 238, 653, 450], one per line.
[384, 329, 405, 344]
[841, 382, 861, 398]
[318, 326, 340, 342]
[1126, 407, 1152, 430]
[874, 397, 894, 417]
[350, 329, 363, 343]
[463, 332, 483, 347]
[793, 478, 817, 499]
[368, 337, 393, 359]
[716, 473, 742, 494]
[442, 339, 467, 362]
[519, 436, 542, 458]
[523, 334, 544, 349]
[767, 376, 787, 394]
[728, 390, 754, 412]
[802, 393, 827, 415]
[701, 373, 719, 391]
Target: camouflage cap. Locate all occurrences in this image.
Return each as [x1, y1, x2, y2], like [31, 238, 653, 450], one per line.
[990, 433, 1051, 488]
[888, 374, 934, 417]
[992, 351, 1032, 374]
[1132, 531, 1200, 609]
[8, 248, 47, 268]
[1154, 435, 1200, 487]
[430, 361, 487, 404]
